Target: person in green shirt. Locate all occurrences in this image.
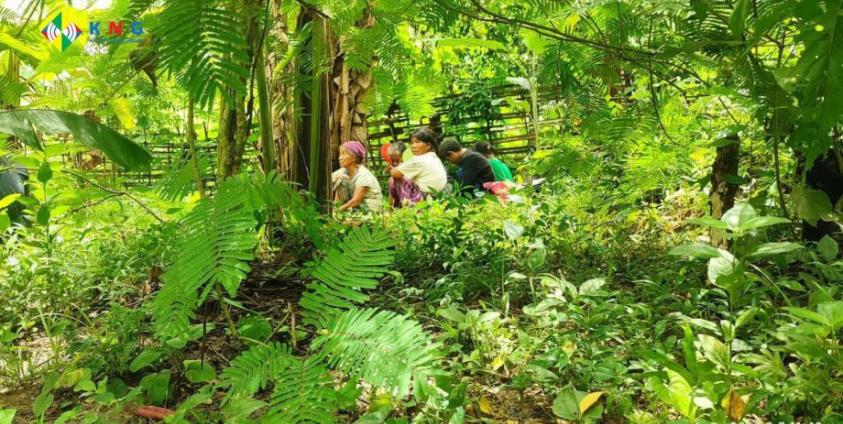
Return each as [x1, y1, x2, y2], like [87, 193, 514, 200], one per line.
[473, 142, 514, 182]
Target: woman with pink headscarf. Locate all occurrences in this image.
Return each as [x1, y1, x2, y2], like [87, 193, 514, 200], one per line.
[332, 141, 383, 213]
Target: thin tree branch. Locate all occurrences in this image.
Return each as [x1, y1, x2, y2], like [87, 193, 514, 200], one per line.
[64, 170, 166, 224]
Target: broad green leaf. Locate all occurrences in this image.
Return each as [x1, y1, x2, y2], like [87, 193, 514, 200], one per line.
[109, 97, 136, 131]
[817, 301, 843, 331]
[721, 203, 756, 231]
[184, 360, 216, 383]
[0, 110, 152, 171]
[638, 349, 695, 385]
[37, 161, 52, 184]
[790, 1, 843, 162]
[747, 242, 803, 258]
[698, 334, 730, 369]
[707, 250, 737, 285]
[738, 216, 790, 232]
[506, 77, 532, 91]
[552, 387, 579, 420]
[139, 371, 171, 405]
[665, 370, 694, 418]
[784, 307, 826, 326]
[73, 379, 96, 392]
[669, 244, 721, 259]
[579, 278, 606, 296]
[130, 349, 162, 373]
[36, 204, 50, 226]
[437, 38, 506, 50]
[503, 220, 524, 240]
[777, 278, 805, 291]
[687, 216, 729, 229]
[353, 407, 391, 424]
[795, 187, 833, 226]
[57, 368, 92, 389]
[32, 393, 53, 418]
[682, 325, 699, 375]
[0, 194, 20, 210]
[0, 408, 16, 424]
[817, 236, 839, 261]
[520, 29, 549, 55]
[0, 214, 9, 232]
[735, 307, 760, 330]
[729, 0, 751, 36]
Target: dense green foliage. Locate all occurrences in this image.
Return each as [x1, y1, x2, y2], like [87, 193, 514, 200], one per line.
[0, 0, 841, 423]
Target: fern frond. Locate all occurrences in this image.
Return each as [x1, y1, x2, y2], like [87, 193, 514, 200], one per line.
[154, 154, 210, 201]
[149, 278, 197, 345]
[312, 308, 441, 398]
[262, 357, 337, 424]
[151, 177, 258, 341]
[220, 342, 294, 397]
[155, 0, 250, 108]
[298, 226, 394, 328]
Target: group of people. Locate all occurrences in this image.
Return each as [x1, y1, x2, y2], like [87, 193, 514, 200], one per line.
[332, 126, 514, 213]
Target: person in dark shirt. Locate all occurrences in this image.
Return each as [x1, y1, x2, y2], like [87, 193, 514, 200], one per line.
[438, 138, 496, 195]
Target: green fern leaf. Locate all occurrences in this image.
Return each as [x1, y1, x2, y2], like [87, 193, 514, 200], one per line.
[262, 356, 337, 424]
[155, 0, 250, 108]
[154, 154, 210, 201]
[149, 279, 198, 346]
[220, 342, 294, 397]
[299, 226, 394, 328]
[312, 308, 441, 398]
[151, 177, 258, 341]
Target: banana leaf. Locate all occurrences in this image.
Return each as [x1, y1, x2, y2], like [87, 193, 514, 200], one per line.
[0, 110, 152, 171]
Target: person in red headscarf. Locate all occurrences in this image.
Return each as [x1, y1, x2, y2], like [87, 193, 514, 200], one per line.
[332, 141, 383, 213]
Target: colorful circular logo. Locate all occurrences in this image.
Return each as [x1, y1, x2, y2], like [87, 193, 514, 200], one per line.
[40, 5, 88, 52]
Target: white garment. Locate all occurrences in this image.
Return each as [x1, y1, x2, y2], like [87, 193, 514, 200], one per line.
[333, 166, 383, 213]
[396, 152, 447, 193]
[350, 166, 383, 212]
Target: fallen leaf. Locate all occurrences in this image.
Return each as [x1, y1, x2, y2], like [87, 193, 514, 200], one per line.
[491, 356, 505, 371]
[721, 389, 746, 422]
[579, 391, 604, 414]
[131, 406, 174, 420]
[478, 396, 494, 415]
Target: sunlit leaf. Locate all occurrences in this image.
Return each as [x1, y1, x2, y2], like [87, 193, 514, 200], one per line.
[579, 391, 604, 414]
[669, 243, 721, 259]
[747, 242, 803, 258]
[0, 110, 151, 171]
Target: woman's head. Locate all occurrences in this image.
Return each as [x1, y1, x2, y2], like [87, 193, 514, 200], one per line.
[409, 127, 438, 155]
[388, 142, 406, 164]
[339, 141, 367, 168]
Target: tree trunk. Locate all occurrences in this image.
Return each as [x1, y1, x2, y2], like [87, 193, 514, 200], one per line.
[710, 134, 741, 248]
[186, 98, 206, 198]
[216, 0, 259, 180]
[266, 0, 295, 179]
[256, 47, 275, 175]
[328, 5, 375, 165]
[293, 11, 332, 207]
